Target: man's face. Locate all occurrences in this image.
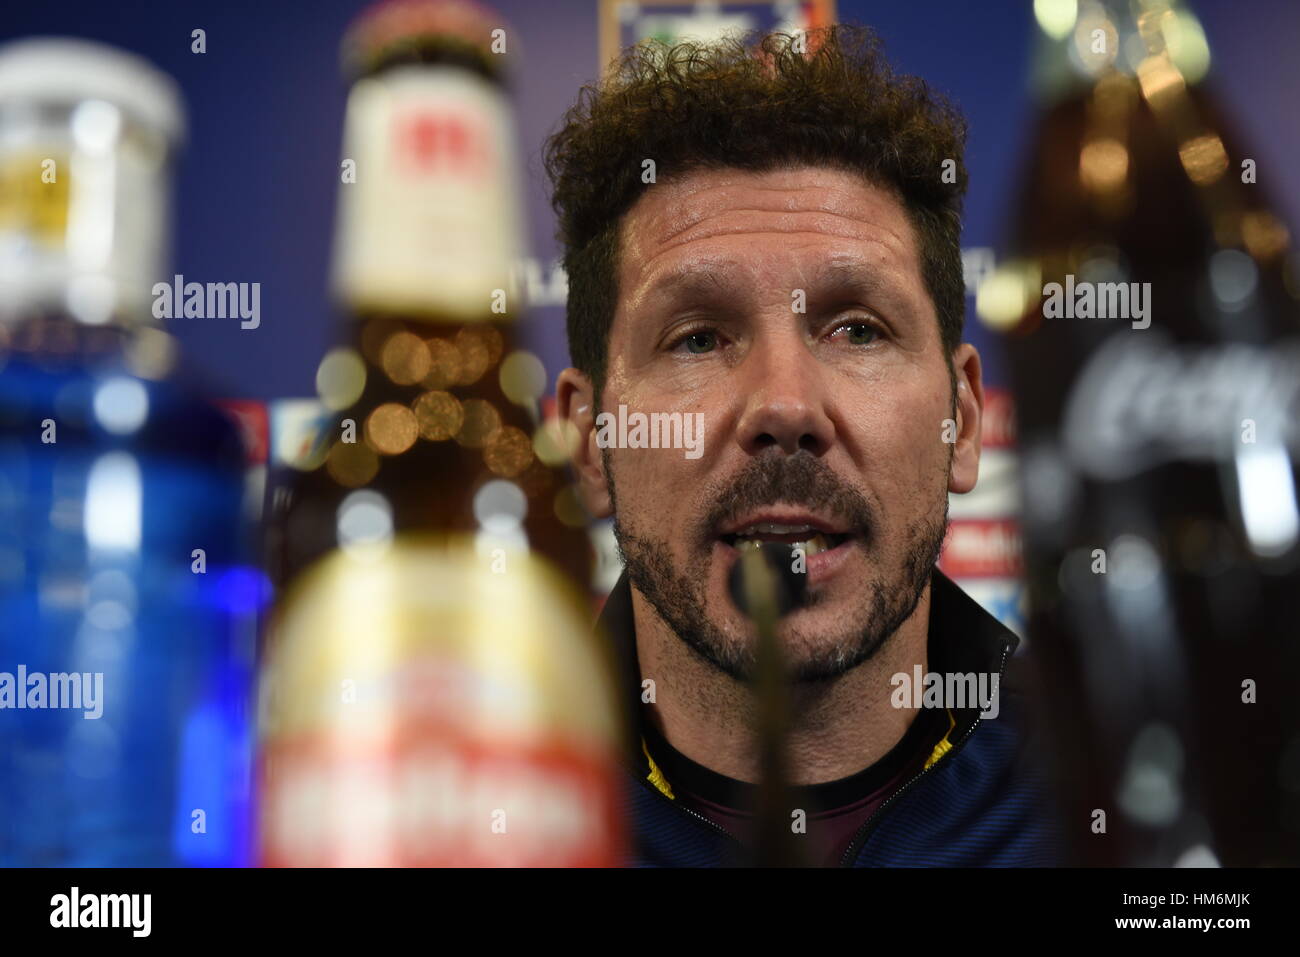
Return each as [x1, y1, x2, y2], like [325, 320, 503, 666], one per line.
[562, 165, 982, 682]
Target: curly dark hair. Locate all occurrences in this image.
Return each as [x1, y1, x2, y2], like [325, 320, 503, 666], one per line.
[542, 24, 969, 398]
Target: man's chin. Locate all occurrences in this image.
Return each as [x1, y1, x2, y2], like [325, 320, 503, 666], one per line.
[699, 599, 873, 674]
[697, 540, 918, 680]
[616, 518, 932, 682]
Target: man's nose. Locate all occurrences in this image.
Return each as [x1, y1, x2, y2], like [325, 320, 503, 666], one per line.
[733, 332, 835, 457]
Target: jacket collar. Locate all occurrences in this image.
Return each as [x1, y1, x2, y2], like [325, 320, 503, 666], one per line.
[595, 567, 1020, 779]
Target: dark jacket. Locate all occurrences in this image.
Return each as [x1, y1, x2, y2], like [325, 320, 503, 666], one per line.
[599, 568, 1067, 867]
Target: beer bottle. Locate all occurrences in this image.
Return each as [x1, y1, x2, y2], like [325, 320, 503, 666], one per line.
[258, 0, 624, 867]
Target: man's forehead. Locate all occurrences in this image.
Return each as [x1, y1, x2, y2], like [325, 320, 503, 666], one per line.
[635, 256, 900, 307]
[617, 165, 920, 296]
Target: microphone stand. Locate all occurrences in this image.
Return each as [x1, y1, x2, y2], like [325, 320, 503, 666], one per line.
[730, 542, 809, 868]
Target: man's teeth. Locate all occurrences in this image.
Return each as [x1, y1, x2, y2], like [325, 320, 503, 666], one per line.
[739, 523, 813, 535]
[734, 532, 831, 555]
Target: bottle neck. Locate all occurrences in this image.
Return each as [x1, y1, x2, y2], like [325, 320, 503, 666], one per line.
[1030, 0, 1210, 106]
[330, 63, 526, 325]
[351, 312, 510, 392]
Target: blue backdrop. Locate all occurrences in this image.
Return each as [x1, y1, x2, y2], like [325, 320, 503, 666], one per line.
[2, 0, 1297, 401]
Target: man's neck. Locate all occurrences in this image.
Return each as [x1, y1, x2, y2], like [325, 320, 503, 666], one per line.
[630, 585, 932, 786]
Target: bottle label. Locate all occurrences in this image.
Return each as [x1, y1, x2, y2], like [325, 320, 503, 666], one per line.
[1062, 331, 1300, 480]
[0, 135, 167, 325]
[332, 66, 525, 322]
[259, 535, 623, 866]
[0, 150, 70, 241]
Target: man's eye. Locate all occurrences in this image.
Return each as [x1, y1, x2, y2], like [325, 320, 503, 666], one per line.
[679, 331, 718, 354]
[840, 322, 878, 346]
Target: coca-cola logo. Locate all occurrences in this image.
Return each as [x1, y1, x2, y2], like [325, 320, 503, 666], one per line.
[1063, 332, 1300, 480]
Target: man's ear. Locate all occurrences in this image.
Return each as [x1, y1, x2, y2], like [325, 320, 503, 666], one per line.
[555, 367, 612, 519]
[948, 343, 984, 495]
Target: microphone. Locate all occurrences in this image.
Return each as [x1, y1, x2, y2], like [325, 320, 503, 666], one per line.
[728, 541, 809, 619]
[727, 542, 810, 867]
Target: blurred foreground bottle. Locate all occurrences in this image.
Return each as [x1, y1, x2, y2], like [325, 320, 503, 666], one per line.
[0, 39, 257, 865]
[258, 0, 623, 866]
[989, 0, 1300, 865]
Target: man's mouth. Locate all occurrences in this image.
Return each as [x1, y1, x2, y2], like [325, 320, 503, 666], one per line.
[711, 509, 863, 589]
[716, 514, 854, 556]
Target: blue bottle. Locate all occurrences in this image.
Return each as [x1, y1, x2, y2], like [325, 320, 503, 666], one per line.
[0, 38, 258, 866]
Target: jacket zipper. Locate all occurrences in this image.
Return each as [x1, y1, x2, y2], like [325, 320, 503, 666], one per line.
[837, 640, 1015, 866]
[632, 770, 745, 847]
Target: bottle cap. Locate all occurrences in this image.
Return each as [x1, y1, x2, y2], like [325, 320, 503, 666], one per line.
[0, 37, 184, 144]
[341, 0, 512, 82]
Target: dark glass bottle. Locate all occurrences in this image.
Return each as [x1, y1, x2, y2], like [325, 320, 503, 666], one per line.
[994, 0, 1300, 866]
[258, 0, 623, 867]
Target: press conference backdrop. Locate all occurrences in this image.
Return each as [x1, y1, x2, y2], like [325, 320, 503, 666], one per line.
[2, 0, 1297, 632]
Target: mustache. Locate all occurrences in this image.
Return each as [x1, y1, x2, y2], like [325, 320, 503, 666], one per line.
[700, 450, 876, 540]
